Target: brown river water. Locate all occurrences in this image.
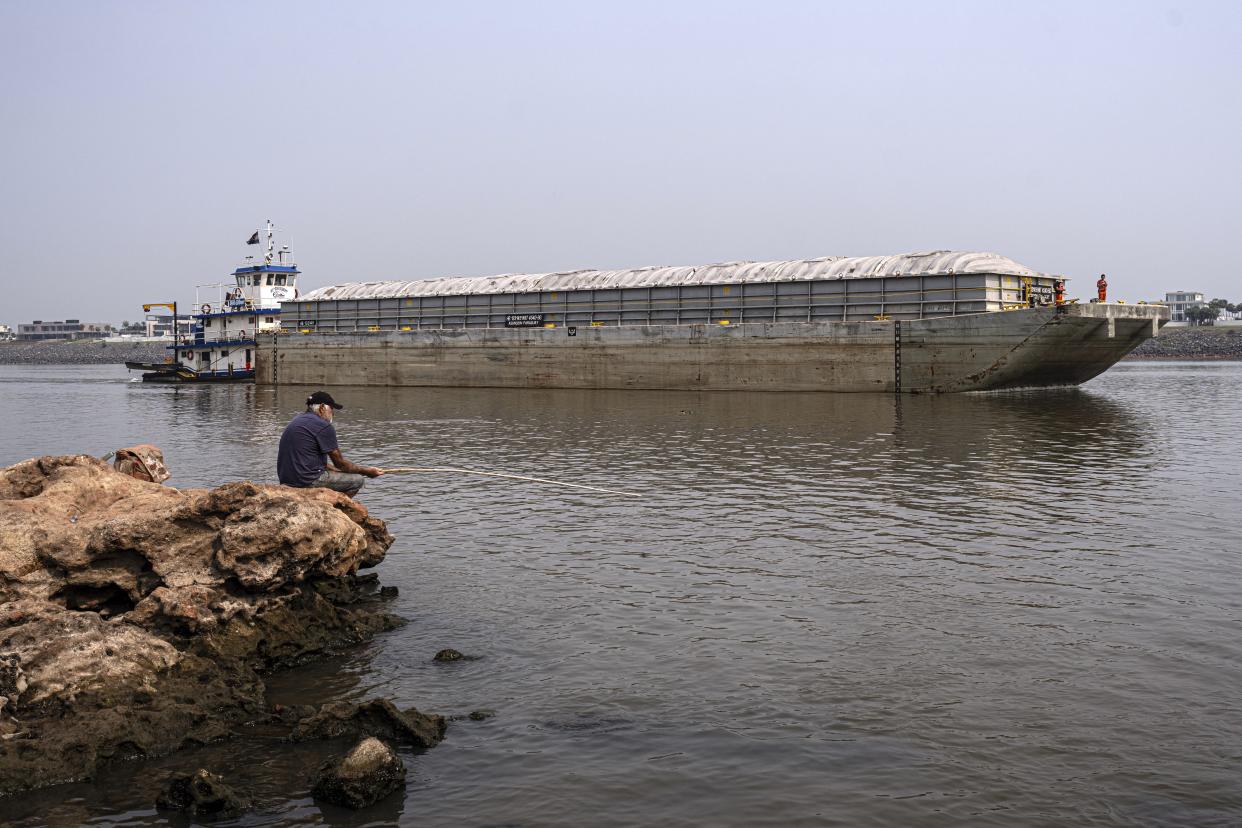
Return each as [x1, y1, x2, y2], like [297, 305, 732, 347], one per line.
[1, 362, 1240, 827]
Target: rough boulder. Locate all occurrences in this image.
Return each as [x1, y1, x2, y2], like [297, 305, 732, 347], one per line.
[0, 454, 400, 795]
[291, 698, 447, 749]
[311, 737, 407, 810]
[155, 768, 250, 818]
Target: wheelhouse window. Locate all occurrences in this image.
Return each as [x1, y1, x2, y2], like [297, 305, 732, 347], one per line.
[275, 275, 287, 285]
[266, 275, 274, 285]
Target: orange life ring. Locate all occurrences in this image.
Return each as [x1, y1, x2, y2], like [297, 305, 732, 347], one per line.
[200, 303, 211, 314]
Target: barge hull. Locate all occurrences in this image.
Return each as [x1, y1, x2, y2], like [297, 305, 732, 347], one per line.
[257, 304, 1166, 393]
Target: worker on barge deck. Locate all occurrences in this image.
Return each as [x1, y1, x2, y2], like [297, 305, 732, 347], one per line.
[277, 391, 383, 497]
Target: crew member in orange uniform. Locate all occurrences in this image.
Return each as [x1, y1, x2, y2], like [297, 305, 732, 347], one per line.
[1096, 274, 1108, 302]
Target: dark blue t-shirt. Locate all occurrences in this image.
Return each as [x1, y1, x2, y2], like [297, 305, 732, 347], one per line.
[277, 411, 340, 486]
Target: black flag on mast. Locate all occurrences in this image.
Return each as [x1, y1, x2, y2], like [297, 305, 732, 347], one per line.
[246, 231, 260, 245]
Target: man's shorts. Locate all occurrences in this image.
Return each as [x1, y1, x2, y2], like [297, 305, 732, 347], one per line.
[310, 469, 366, 497]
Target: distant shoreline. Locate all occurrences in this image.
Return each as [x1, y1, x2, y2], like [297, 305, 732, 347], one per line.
[1123, 354, 1242, 361]
[1124, 326, 1242, 361]
[0, 339, 167, 365]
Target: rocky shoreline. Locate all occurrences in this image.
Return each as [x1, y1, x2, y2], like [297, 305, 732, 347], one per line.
[0, 340, 166, 366]
[1125, 326, 1242, 360]
[0, 454, 444, 809]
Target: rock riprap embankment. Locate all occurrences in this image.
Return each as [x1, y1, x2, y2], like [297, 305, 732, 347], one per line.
[1127, 326, 1242, 359]
[0, 454, 418, 795]
[0, 340, 167, 365]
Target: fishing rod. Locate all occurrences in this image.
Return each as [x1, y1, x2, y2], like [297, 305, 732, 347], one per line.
[378, 467, 642, 498]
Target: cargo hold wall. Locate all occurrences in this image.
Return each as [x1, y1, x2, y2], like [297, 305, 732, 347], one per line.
[280, 274, 1061, 334]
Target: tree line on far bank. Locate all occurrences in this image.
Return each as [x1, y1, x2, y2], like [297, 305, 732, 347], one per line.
[1185, 299, 1239, 325]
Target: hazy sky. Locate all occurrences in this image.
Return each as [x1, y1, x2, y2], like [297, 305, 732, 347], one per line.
[1, 0, 1239, 324]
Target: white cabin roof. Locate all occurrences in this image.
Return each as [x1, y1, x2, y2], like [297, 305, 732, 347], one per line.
[300, 250, 1049, 301]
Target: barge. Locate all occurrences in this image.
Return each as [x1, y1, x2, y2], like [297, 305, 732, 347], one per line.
[262, 251, 1168, 393]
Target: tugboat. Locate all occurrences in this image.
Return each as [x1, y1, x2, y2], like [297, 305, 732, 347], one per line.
[126, 221, 298, 383]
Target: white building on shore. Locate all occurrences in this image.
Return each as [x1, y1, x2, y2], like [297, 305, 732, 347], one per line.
[16, 320, 115, 341]
[1164, 291, 1205, 322]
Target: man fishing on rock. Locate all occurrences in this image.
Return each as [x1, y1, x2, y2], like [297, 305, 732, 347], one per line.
[277, 391, 383, 498]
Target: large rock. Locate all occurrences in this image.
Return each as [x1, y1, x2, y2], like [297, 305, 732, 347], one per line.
[311, 737, 406, 809]
[292, 698, 446, 749]
[0, 457, 391, 612]
[0, 454, 402, 795]
[156, 768, 249, 818]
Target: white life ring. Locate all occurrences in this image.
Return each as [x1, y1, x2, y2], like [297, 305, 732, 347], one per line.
[238, 329, 248, 339]
[200, 303, 211, 315]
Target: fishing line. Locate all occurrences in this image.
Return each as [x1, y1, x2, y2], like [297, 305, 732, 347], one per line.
[379, 467, 642, 498]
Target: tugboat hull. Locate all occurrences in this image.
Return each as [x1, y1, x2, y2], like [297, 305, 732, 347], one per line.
[125, 362, 255, 383]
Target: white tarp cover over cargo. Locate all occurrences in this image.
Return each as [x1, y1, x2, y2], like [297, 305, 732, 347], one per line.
[300, 250, 1050, 301]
